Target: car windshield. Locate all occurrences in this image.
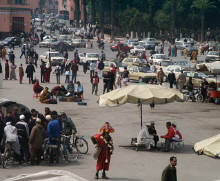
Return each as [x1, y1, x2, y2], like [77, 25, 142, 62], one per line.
[4, 37, 13, 41]
[155, 55, 167, 59]
[87, 54, 99, 58]
[176, 42, 183, 45]
[73, 40, 81, 43]
[139, 67, 151, 73]
[208, 51, 218, 56]
[160, 61, 173, 66]
[135, 46, 144, 49]
[50, 52, 61, 57]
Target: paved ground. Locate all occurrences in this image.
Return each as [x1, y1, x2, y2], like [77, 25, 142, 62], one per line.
[0, 43, 220, 181]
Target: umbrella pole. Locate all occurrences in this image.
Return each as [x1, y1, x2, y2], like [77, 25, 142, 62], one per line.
[140, 103, 143, 129]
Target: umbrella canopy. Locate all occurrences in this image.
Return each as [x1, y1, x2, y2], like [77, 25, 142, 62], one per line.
[194, 134, 220, 158]
[98, 84, 184, 107]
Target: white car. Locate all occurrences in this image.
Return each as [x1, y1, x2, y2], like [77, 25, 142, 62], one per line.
[84, 53, 99, 63]
[130, 46, 145, 54]
[79, 53, 86, 63]
[205, 51, 220, 62]
[39, 39, 56, 48]
[39, 51, 65, 66]
[164, 65, 183, 77]
[149, 54, 170, 63]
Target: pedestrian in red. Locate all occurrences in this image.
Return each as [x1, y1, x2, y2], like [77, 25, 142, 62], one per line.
[18, 64, 24, 84]
[4, 60, 9, 80]
[91, 122, 115, 179]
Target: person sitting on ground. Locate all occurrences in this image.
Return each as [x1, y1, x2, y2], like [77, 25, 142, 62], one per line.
[148, 121, 159, 148]
[136, 123, 154, 150]
[160, 122, 175, 152]
[172, 123, 182, 142]
[51, 85, 67, 97]
[40, 87, 57, 104]
[33, 80, 43, 94]
[76, 81, 83, 98]
[66, 82, 75, 97]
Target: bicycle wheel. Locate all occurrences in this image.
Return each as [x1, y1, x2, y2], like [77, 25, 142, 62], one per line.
[2, 153, 8, 168]
[75, 137, 88, 154]
[196, 94, 203, 103]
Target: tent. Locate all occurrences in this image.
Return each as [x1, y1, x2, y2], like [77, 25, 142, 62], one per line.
[3, 170, 88, 181]
[194, 134, 220, 158]
[98, 84, 184, 128]
[0, 97, 29, 115]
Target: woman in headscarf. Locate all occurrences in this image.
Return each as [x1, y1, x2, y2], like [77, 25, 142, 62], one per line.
[4, 59, 9, 80]
[44, 62, 52, 83]
[10, 62, 17, 80]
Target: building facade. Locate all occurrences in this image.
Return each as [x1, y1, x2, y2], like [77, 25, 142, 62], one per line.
[58, 0, 84, 22]
[0, 0, 31, 33]
[30, 0, 40, 13]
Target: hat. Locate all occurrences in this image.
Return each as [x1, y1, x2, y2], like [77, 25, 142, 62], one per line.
[45, 115, 51, 120]
[36, 118, 41, 123]
[100, 122, 115, 133]
[51, 111, 57, 115]
[20, 114, 25, 120]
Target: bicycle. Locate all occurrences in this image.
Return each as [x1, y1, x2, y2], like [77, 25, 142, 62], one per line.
[2, 141, 15, 168]
[71, 134, 89, 154]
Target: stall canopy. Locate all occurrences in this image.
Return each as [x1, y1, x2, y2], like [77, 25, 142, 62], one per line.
[194, 134, 220, 158]
[0, 97, 29, 115]
[3, 170, 88, 181]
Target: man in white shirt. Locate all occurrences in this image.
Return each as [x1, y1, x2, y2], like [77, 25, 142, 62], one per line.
[136, 123, 154, 150]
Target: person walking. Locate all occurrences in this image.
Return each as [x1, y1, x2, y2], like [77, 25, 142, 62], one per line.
[15, 115, 29, 162]
[10, 62, 17, 80]
[177, 70, 186, 92]
[91, 122, 115, 179]
[161, 156, 177, 181]
[40, 62, 46, 83]
[122, 67, 129, 87]
[25, 62, 35, 84]
[167, 70, 176, 88]
[54, 65, 61, 84]
[4, 59, 9, 80]
[44, 62, 52, 83]
[92, 72, 99, 95]
[97, 60, 104, 79]
[29, 118, 45, 165]
[157, 68, 165, 85]
[18, 64, 24, 84]
[90, 61, 96, 81]
[71, 60, 78, 83]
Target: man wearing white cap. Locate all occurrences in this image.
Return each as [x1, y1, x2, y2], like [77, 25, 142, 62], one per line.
[136, 123, 154, 150]
[15, 114, 29, 161]
[29, 118, 46, 165]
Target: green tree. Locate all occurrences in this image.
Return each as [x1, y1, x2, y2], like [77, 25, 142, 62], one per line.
[99, 0, 105, 38]
[91, 0, 96, 24]
[191, 0, 216, 41]
[154, 10, 170, 31]
[74, 0, 80, 28]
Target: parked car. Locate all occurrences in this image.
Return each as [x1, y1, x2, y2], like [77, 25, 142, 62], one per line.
[0, 37, 21, 47]
[139, 41, 156, 50]
[82, 53, 99, 63]
[205, 51, 220, 62]
[39, 39, 56, 48]
[110, 42, 131, 52]
[184, 71, 219, 87]
[103, 61, 117, 72]
[130, 46, 145, 54]
[39, 51, 65, 66]
[120, 65, 157, 83]
[149, 54, 170, 63]
[72, 39, 86, 48]
[50, 41, 74, 51]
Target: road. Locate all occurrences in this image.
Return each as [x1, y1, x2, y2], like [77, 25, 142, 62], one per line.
[0, 42, 219, 181]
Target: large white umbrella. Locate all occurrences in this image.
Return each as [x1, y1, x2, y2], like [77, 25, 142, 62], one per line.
[98, 84, 184, 128]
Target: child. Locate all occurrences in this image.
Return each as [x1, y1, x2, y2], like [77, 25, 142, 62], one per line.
[92, 72, 99, 95]
[65, 69, 70, 83]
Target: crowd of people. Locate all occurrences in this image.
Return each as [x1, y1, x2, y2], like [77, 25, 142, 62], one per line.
[0, 106, 77, 165]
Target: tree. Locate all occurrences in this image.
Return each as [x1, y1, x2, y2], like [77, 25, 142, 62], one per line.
[91, 0, 96, 25]
[111, 0, 116, 39]
[82, 0, 87, 30]
[191, 0, 216, 42]
[99, 0, 105, 38]
[154, 10, 170, 31]
[74, 0, 81, 28]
